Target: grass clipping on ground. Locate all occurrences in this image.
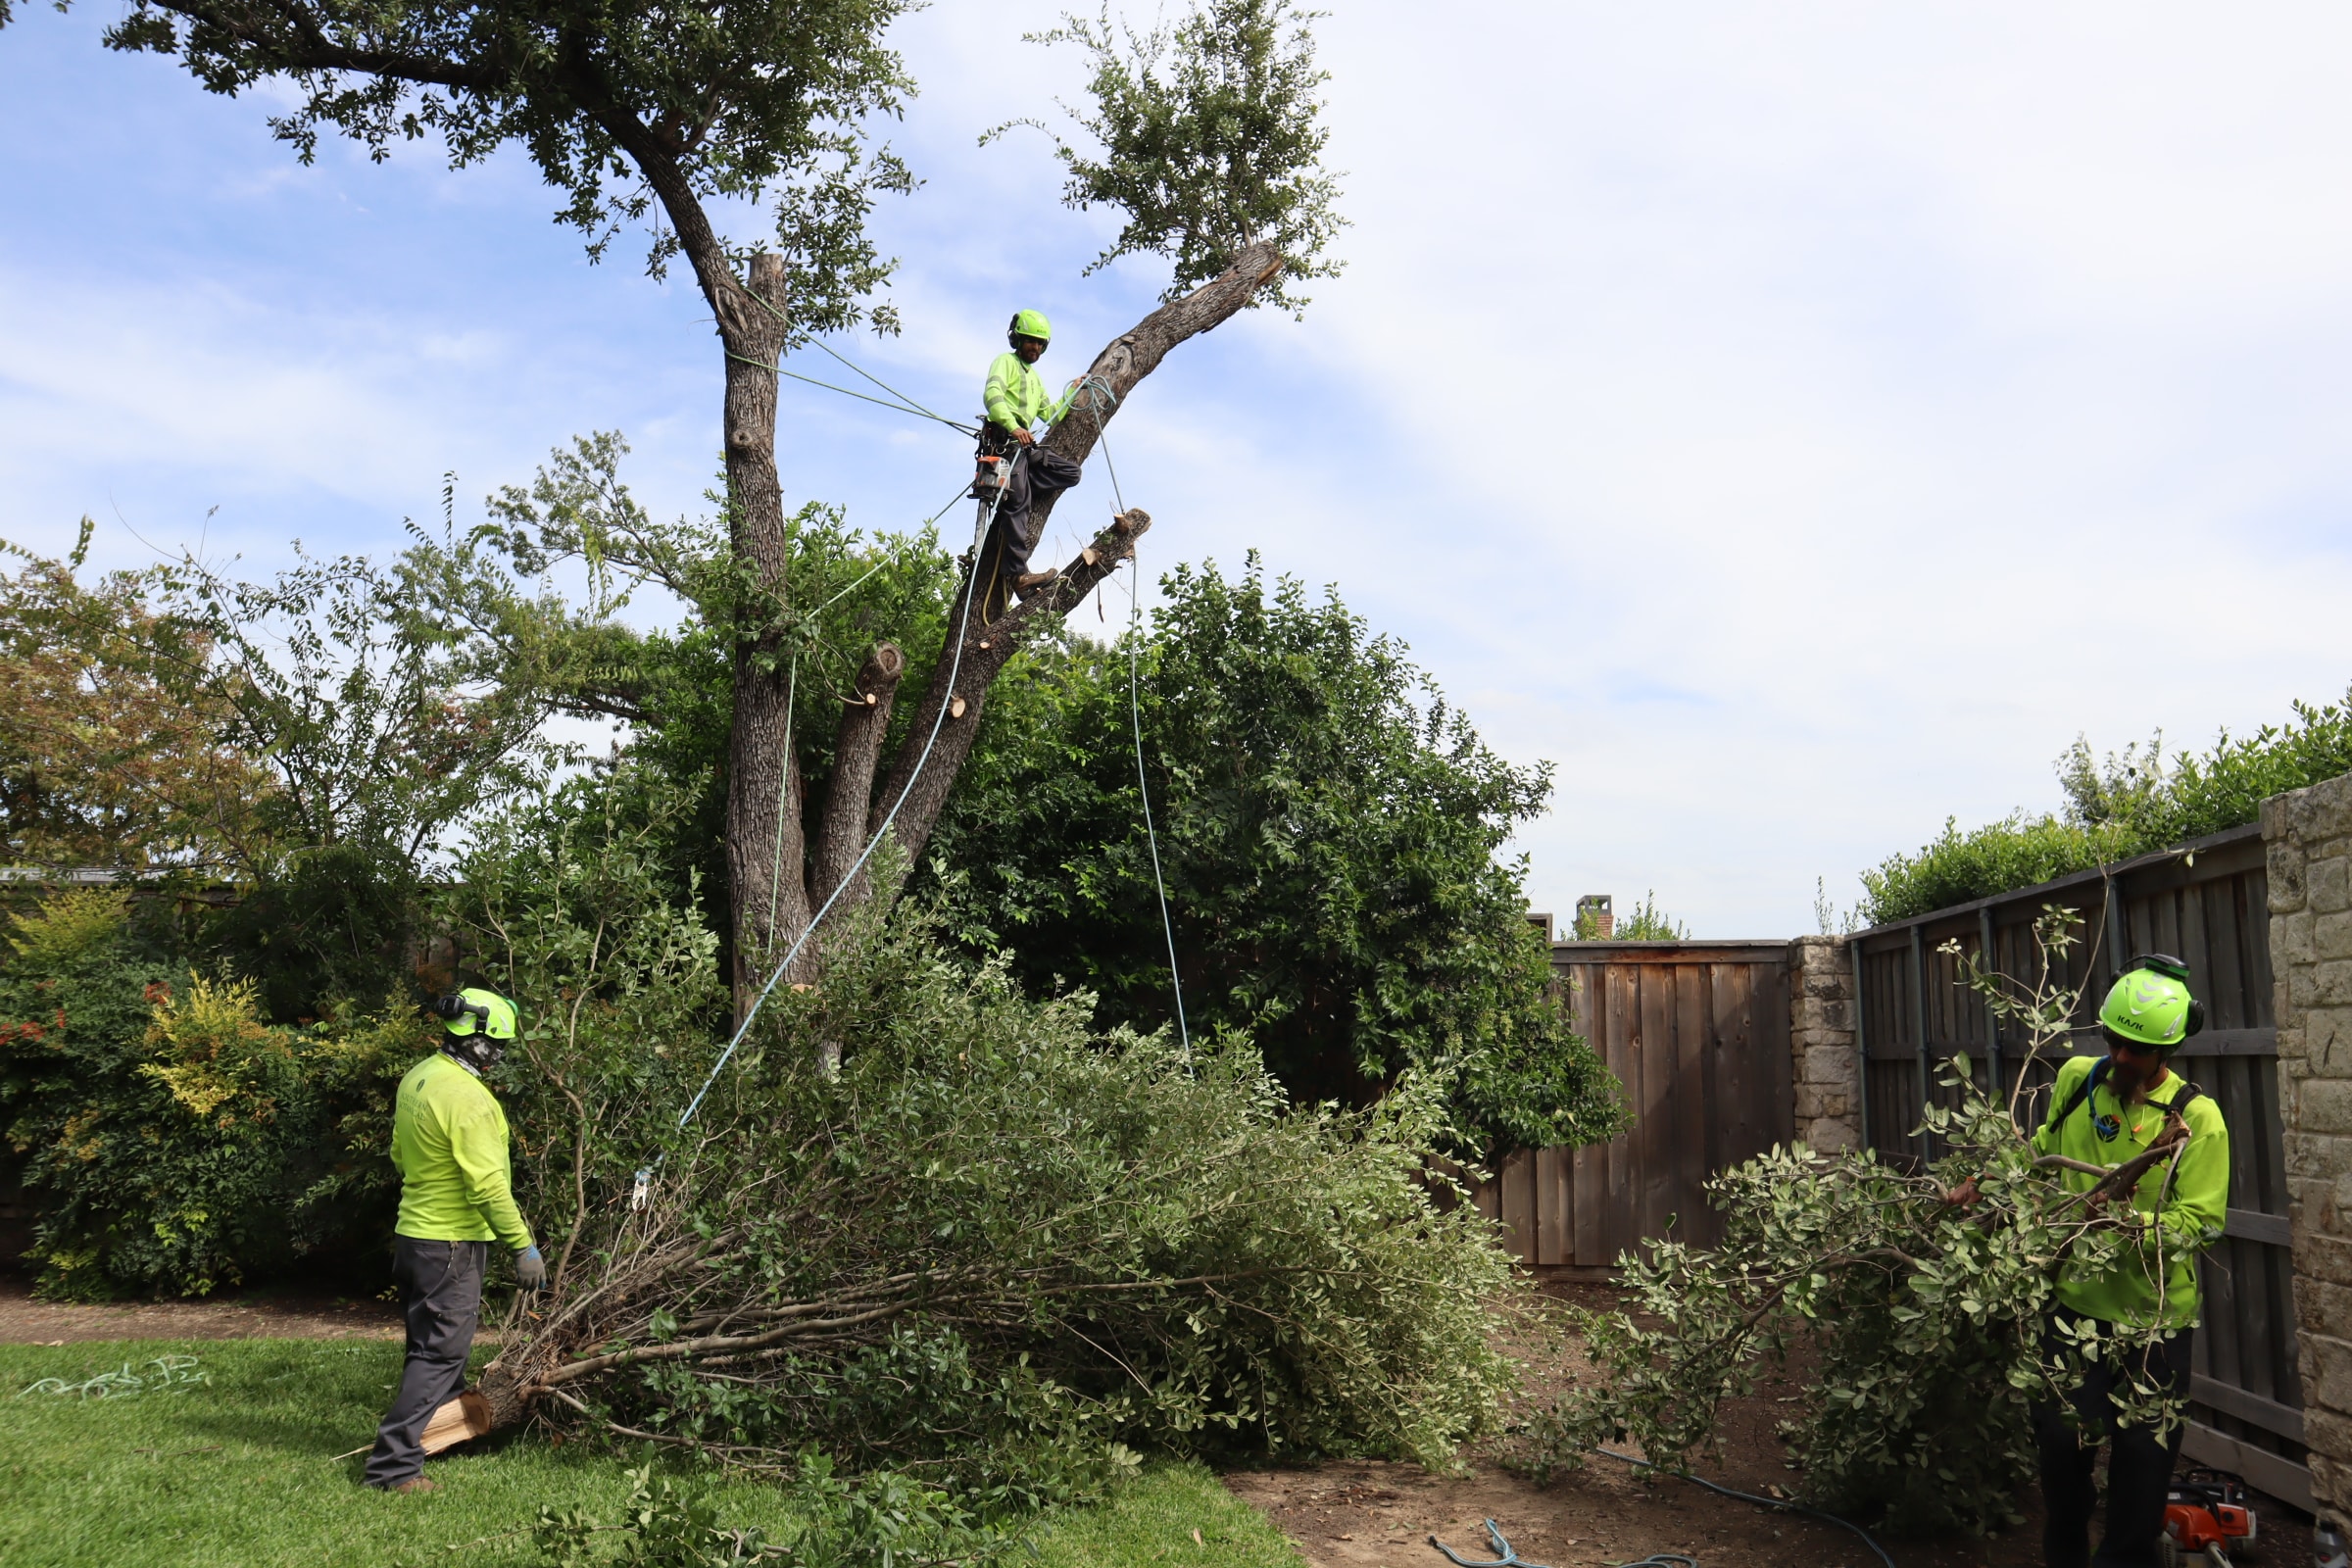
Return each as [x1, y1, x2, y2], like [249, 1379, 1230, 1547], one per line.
[0, 1339, 1306, 1568]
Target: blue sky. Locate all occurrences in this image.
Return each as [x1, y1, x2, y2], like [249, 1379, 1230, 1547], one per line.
[5, 2, 2350, 936]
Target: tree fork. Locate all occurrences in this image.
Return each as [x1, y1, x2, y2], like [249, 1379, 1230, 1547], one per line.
[860, 237, 1286, 886]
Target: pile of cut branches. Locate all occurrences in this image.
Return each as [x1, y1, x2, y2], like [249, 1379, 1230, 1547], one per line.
[455, 786, 1516, 1491]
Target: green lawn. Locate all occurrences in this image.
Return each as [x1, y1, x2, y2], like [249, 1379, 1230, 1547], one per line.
[0, 1340, 1306, 1568]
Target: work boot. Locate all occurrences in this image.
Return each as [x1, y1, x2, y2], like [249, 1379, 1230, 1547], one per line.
[387, 1476, 439, 1494]
[1014, 569, 1057, 598]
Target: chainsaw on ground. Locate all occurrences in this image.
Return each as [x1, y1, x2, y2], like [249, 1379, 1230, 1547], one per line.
[2160, 1468, 2258, 1568]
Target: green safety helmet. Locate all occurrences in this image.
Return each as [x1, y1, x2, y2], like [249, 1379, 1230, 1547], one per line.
[1006, 309, 1052, 346]
[433, 986, 517, 1041]
[2096, 954, 2205, 1052]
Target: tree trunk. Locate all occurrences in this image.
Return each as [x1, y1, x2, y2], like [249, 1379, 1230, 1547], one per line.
[715, 252, 810, 1002]
[597, 119, 812, 1010]
[858, 241, 1285, 892]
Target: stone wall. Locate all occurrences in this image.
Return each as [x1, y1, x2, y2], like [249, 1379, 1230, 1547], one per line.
[2266, 768, 2352, 1526]
[1788, 935, 1861, 1152]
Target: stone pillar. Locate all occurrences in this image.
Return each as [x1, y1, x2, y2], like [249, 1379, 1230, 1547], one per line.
[2266, 769, 2352, 1525]
[1788, 935, 1860, 1152]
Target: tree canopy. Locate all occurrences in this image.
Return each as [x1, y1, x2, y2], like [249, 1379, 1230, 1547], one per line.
[1003, 0, 1346, 311]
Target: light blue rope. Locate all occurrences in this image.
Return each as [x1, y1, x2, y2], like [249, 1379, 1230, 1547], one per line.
[1075, 371, 1190, 1063]
[1123, 544, 1189, 1063]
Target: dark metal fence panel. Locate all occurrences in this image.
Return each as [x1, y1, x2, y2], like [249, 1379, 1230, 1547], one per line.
[1475, 942, 1794, 1270]
[1849, 822, 2308, 1507]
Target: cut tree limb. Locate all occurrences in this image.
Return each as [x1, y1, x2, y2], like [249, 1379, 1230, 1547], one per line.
[812, 641, 905, 909]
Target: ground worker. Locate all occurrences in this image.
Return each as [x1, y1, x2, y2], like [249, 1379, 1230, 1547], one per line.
[2029, 954, 2229, 1568]
[973, 308, 1085, 620]
[362, 986, 543, 1494]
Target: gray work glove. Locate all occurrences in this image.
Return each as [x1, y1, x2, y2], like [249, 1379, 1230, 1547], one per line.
[515, 1245, 547, 1292]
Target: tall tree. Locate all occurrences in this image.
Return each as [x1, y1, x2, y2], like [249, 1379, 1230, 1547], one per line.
[17, 0, 1343, 989]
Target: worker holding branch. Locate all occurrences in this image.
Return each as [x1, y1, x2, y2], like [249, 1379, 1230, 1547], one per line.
[973, 309, 1084, 620]
[2029, 956, 2230, 1568]
[363, 987, 543, 1494]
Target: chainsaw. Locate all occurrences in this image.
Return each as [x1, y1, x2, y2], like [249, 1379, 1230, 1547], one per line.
[2160, 1468, 2257, 1568]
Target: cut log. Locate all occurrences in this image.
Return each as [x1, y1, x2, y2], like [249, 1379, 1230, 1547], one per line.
[419, 1390, 493, 1454]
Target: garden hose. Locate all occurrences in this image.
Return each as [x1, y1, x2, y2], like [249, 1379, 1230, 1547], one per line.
[1594, 1448, 1895, 1568]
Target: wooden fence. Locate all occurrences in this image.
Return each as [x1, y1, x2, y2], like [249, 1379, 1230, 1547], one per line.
[1849, 821, 2309, 1508]
[1476, 941, 1794, 1270]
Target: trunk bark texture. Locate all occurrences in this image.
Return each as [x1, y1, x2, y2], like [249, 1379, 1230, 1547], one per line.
[715, 251, 809, 995]
[605, 118, 811, 1004]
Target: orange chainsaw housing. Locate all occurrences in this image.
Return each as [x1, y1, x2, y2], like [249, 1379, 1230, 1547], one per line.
[2164, 1469, 2256, 1556]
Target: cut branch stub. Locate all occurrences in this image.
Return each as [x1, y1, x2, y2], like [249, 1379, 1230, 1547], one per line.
[809, 641, 906, 916]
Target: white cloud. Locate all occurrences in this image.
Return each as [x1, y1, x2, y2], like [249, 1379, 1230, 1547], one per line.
[3, 0, 2348, 937]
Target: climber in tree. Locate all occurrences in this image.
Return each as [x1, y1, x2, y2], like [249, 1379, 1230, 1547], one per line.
[973, 309, 1085, 620]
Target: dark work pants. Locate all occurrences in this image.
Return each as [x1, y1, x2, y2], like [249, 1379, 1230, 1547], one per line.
[975, 433, 1083, 619]
[363, 1237, 487, 1488]
[2033, 1313, 2191, 1568]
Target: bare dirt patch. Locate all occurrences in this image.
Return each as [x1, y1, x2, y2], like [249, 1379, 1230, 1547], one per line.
[1219, 1282, 2313, 1568]
[0, 1269, 403, 1345]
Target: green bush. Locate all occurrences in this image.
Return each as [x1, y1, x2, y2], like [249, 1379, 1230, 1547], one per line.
[0, 890, 418, 1297]
[1858, 684, 2352, 925]
[1858, 813, 2134, 927]
[925, 558, 1621, 1158]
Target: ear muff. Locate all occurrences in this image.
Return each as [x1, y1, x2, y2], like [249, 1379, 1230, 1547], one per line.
[2185, 998, 2207, 1038]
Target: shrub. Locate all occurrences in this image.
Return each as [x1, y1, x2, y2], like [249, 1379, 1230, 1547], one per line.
[1857, 684, 2352, 925]
[0, 890, 418, 1297]
[926, 558, 1621, 1158]
[1858, 814, 2133, 927]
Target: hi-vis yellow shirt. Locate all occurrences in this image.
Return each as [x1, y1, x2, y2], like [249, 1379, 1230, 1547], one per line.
[2031, 1053, 2228, 1328]
[982, 351, 1076, 435]
[391, 1052, 533, 1250]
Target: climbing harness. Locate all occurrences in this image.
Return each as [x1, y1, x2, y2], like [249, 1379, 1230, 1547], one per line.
[2051, 1056, 2205, 1145]
[1428, 1520, 1550, 1568]
[1593, 1449, 1893, 1568]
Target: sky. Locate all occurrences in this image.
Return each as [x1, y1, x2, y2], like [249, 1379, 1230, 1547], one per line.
[4, 2, 2349, 938]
